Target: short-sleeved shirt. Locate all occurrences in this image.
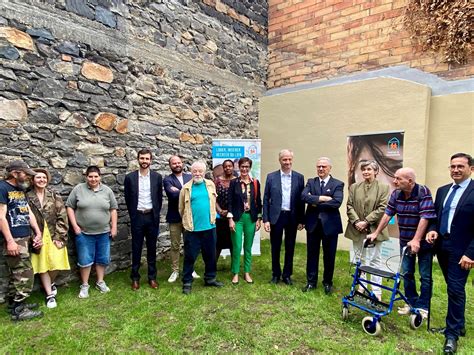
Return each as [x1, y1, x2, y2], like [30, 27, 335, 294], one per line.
[191, 182, 214, 232]
[66, 183, 118, 234]
[0, 180, 31, 238]
[385, 184, 436, 246]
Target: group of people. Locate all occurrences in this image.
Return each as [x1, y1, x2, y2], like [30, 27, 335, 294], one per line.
[0, 149, 472, 354]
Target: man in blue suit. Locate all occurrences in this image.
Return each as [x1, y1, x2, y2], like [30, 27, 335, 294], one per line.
[426, 153, 473, 354]
[301, 157, 344, 294]
[124, 148, 163, 290]
[263, 149, 305, 285]
[163, 156, 199, 283]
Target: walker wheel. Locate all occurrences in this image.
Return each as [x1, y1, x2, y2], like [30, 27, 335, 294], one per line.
[409, 313, 423, 329]
[361, 316, 382, 336]
[342, 306, 349, 321]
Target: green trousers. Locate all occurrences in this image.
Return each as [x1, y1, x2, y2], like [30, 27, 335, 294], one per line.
[231, 212, 256, 274]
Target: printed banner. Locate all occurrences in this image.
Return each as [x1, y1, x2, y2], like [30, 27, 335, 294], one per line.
[212, 139, 262, 256]
[347, 132, 404, 272]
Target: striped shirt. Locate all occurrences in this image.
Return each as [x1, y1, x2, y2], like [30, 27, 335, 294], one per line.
[385, 184, 436, 245]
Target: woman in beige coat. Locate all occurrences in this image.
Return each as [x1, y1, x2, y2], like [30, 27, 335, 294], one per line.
[345, 160, 390, 300]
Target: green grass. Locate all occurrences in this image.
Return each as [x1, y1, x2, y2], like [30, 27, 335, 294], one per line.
[1, 240, 472, 353]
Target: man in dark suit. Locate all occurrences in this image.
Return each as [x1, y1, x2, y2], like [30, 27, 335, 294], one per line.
[124, 148, 163, 290]
[263, 149, 305, 285]
[426, 153, 473, 354]
[163, 156, 198, 283]
[301, 157, 344, 294]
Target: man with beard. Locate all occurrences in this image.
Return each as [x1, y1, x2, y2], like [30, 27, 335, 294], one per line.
[124, 149, 163, 290]
[164, 155, 200, 282]
[0, 160, 43, 320]
[179, 161, 223, 294]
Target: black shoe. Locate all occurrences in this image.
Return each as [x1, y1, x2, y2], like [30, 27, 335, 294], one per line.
[324, 284, 333, 295]
[182, 284, 192, 295]
[302, 284, 316, 292]
[443, 338, 457, 354]
[7, 302, 39, 314]
[204, 280, 224, 287]
[11, 305, 43, 321]
[282, 277, 293, 285]
[270, 276, 280, 284]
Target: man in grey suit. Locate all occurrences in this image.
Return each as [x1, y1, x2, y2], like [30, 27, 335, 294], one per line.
[263, 149, 305, 285]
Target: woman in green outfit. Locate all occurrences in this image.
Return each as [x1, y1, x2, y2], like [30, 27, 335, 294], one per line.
[227, 157, 262, 285]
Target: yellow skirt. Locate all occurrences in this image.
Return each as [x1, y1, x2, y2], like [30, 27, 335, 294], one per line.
[31, 222, 70, 274]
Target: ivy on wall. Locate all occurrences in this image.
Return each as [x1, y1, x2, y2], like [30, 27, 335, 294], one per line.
[403, 0, 473, 64]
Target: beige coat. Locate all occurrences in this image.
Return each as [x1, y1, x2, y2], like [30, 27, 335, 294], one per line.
[345, 179, 390, 242]
[179, 179, 217, 232]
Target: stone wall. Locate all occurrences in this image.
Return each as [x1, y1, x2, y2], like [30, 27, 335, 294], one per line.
[267, 0, 473, 89]
[0, 0, 267, 301]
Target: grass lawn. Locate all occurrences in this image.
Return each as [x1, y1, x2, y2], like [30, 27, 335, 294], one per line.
[1, 240, 472, 353]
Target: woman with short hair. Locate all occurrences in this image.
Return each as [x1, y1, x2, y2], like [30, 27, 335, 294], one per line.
[345, 160, 390, 300]
[66, 166, 118, 299]
[227, 157, 262, 285]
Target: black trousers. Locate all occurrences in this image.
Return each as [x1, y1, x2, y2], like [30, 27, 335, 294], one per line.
[130, 212, 159, 281]
[306, 223, 338, 286]
[270, 211, 297, 279]
[437, 238, 471, 340]
[182, 228, 217, 285]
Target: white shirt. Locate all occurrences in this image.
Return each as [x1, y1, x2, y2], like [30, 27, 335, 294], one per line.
[443, 178, 470, 233]
[177, 174, 184, 187]
[280, 170, 292, 211]
[137, 170, 153, 210]
[320, 176, 330, 189]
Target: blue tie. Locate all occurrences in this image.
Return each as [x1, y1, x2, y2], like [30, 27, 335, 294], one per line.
[320, 180, 325, 194]
[439, 184, 460, 235]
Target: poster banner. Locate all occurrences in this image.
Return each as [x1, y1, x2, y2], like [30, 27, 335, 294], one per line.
[212, 139, 262, 256]
[347, 131, 404, 272]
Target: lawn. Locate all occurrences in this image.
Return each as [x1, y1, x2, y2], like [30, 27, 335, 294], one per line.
[1, 240, 472, 353]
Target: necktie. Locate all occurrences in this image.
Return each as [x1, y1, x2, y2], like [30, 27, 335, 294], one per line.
[439, 184, 460, 235]
[320, 180, 325, 194]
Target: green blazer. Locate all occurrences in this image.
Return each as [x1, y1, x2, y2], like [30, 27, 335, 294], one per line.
[345, 179, 390, 242]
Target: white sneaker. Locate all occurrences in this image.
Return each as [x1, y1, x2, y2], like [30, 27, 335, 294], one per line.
[46, 295, 57, 309]
[51, 283, 58, 297]
[168, 271, 179, 283]
[192, 271, 200, 279]
[418, 308, 429, 319]
[95, 281, 110, 293]
[78, 284, 90, 299]
[397, 304, 411, 315]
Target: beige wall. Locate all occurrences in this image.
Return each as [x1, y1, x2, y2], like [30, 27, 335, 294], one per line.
[426, 93, 474, 190]
[259, 78, 473, 249]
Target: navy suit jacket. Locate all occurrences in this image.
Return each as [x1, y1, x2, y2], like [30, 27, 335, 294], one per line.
[124, 170, 163, 225]
[429, 179, 474, 259]
[262, 170, 305, 225]
[163, 173, 192, 223]
[301, 176, 344, 236]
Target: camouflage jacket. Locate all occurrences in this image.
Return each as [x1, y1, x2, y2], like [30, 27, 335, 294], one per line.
[27, 188, 69, 243]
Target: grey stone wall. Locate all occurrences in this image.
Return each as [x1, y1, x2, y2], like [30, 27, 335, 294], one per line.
[0, 0, 267, 302]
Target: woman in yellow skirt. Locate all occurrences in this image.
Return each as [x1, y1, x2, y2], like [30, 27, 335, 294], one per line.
[27, 168, 70, 308]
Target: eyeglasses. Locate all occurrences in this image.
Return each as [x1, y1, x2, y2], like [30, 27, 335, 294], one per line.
[449, 165, 467, 170]
[240, 166, 251, 169]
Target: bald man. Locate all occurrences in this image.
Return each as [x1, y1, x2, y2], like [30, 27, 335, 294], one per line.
[368, 168, 436, 318]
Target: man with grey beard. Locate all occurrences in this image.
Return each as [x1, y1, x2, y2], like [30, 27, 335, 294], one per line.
[0, 160, 43, 321]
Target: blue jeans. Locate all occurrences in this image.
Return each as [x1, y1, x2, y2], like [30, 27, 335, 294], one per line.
[400, 245, 432, 310]
[76, 232, 111, 267]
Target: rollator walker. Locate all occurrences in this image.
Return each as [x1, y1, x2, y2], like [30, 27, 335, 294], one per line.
[341, 240, 424, 336]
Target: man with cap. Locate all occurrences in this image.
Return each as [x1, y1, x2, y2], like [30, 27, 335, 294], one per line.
[0, 160, 43, 320]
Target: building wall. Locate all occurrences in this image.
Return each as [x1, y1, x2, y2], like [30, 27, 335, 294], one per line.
[0, 0, 267, 301]
[268, 0, 473, 89]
